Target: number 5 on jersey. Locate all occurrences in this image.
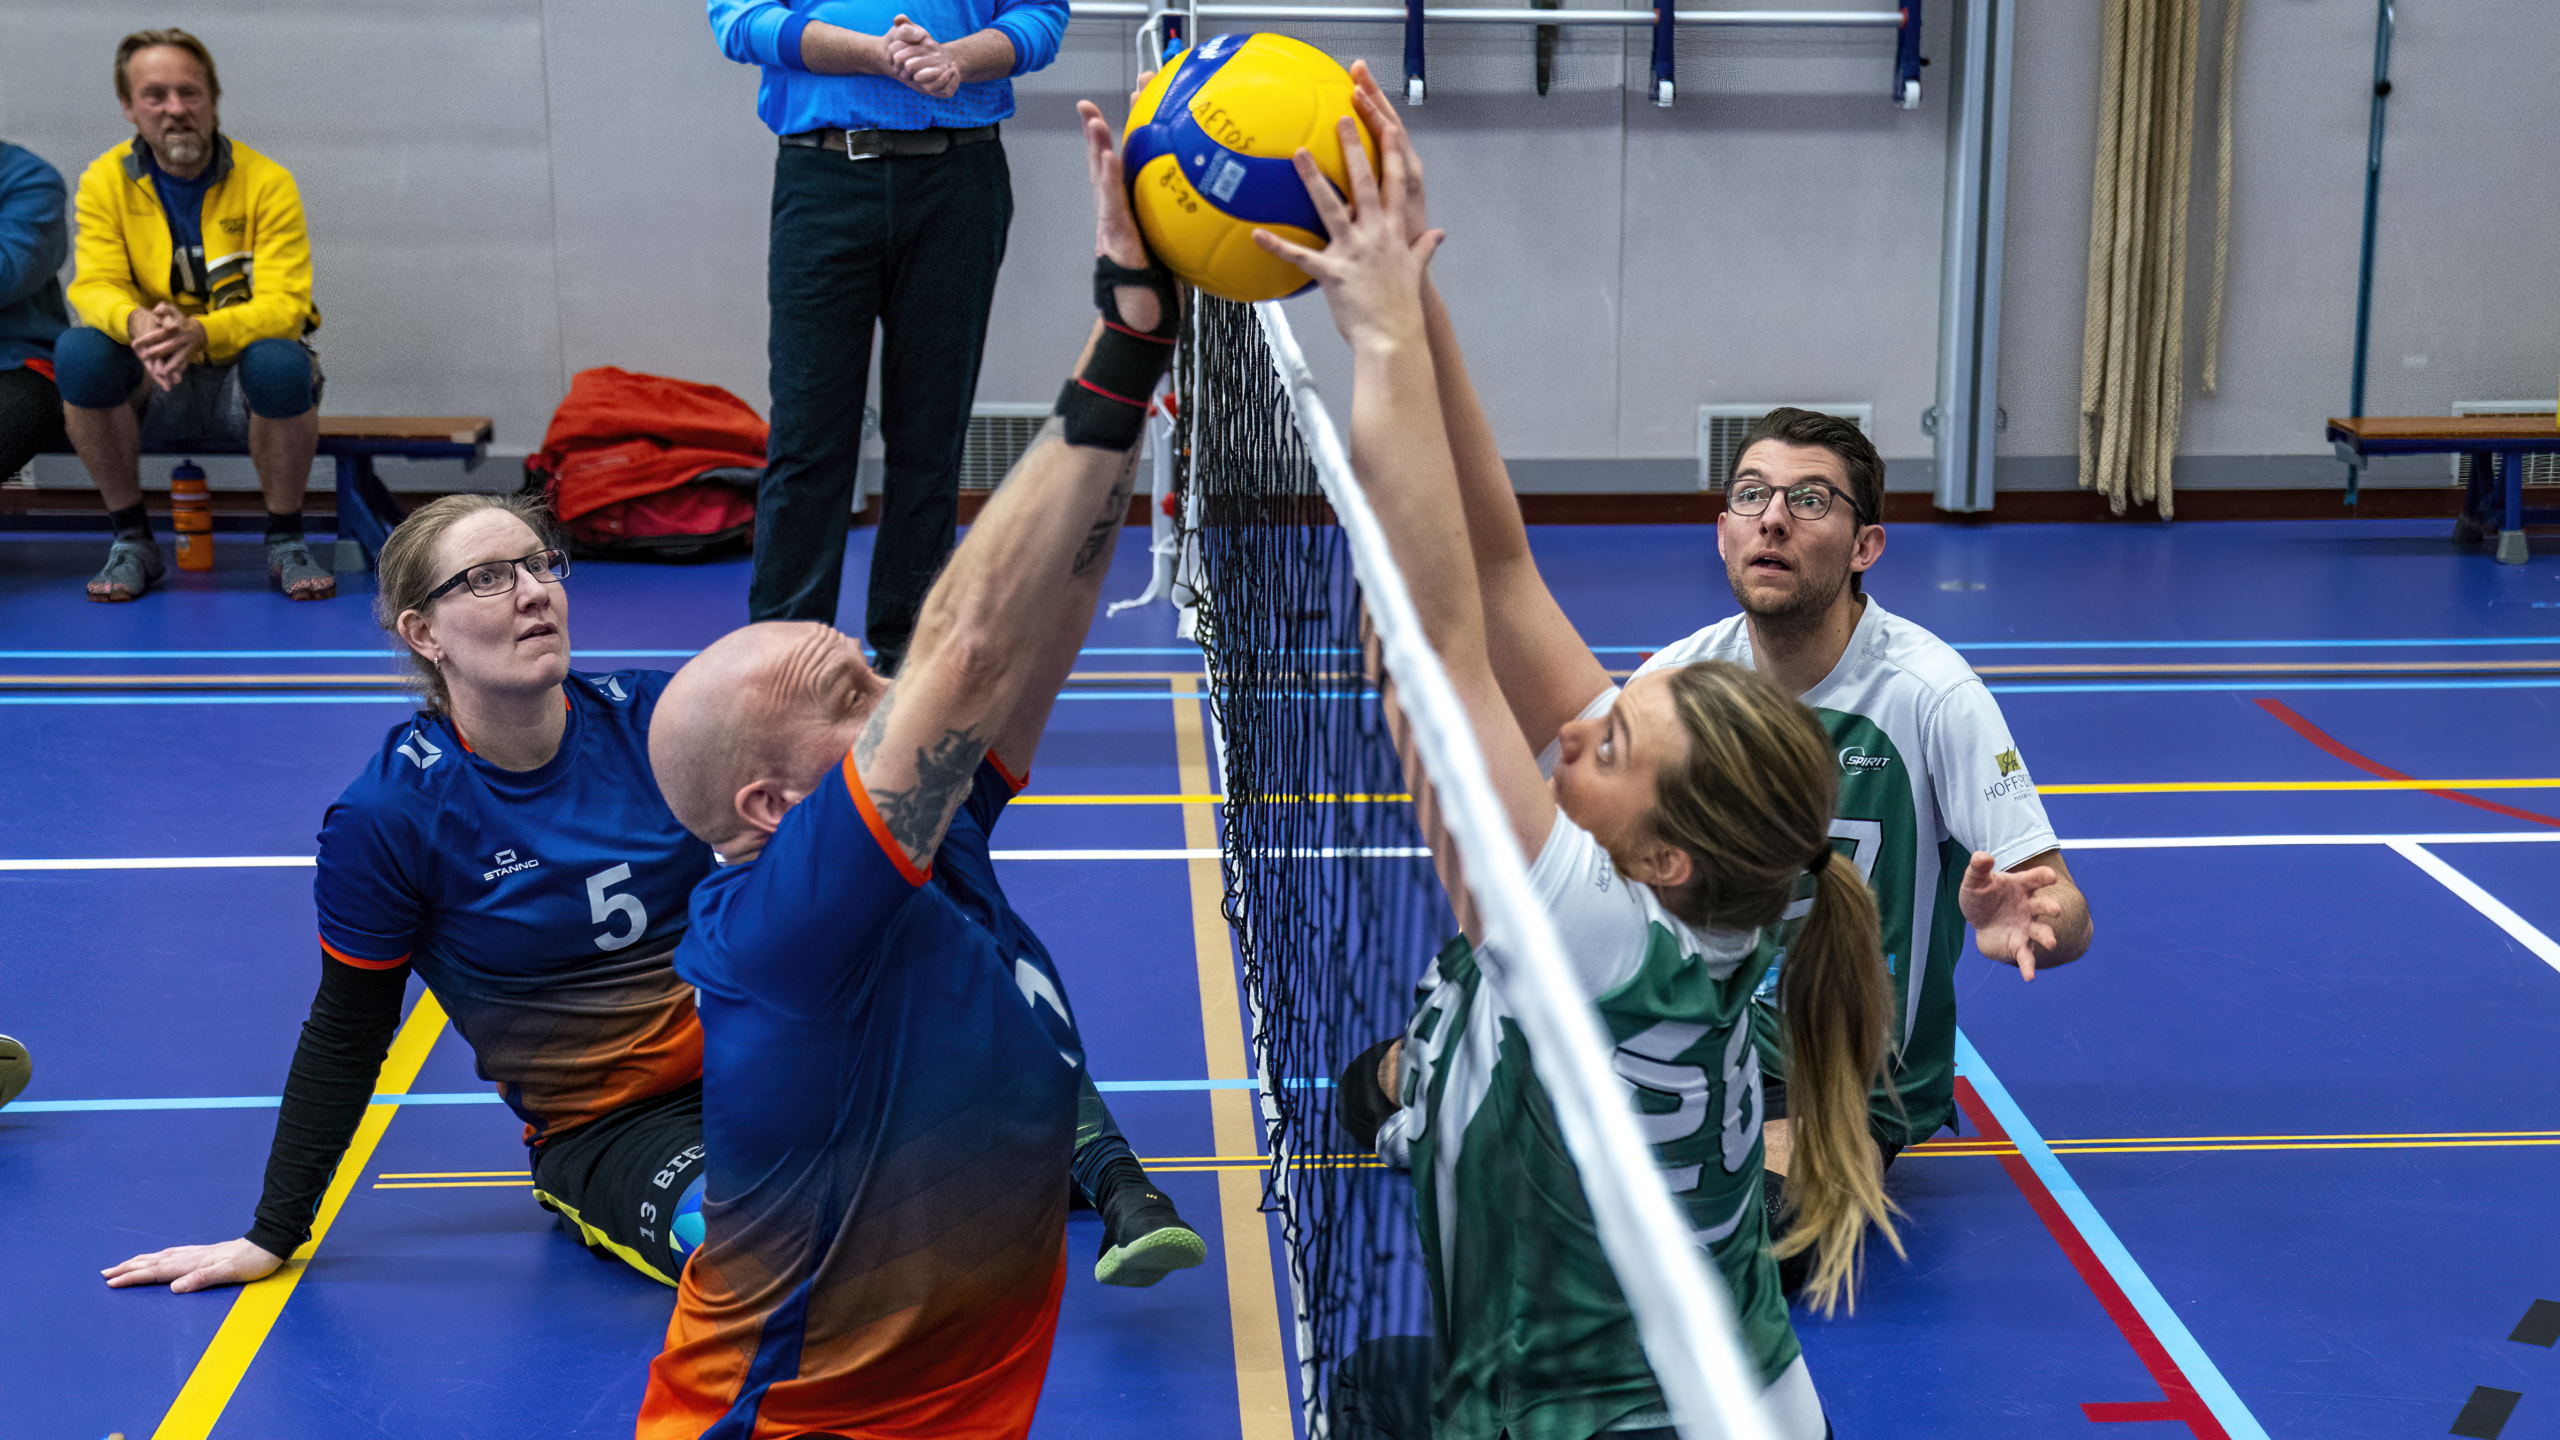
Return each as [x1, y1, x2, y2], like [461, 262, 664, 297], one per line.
[588, 863, 648, 952]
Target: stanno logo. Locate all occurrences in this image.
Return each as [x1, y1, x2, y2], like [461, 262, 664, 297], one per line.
[1838, 747, 1891, 774]
[603, 676, 629, 702]
[396, 729, 444, 770]
[483, 849, 542, 882]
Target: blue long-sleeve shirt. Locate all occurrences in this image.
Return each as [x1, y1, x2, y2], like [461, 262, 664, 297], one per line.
[708, 0, 1069, 136]
[0, 143, 71, 367]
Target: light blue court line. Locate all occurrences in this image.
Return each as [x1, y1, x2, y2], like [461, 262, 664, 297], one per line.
[7, 1078, 1320, 1112]
[1955, 1031, 2270, 1440]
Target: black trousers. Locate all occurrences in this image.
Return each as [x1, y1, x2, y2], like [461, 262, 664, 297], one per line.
[750, 137, 1014, 664]
[0, 364, 66, 478]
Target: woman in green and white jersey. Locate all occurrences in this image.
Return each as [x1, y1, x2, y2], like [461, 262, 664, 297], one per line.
[1267, 72, 1900, 1440]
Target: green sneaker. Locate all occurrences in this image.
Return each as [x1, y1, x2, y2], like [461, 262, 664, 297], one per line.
[1095, 1178, 1207, 1288]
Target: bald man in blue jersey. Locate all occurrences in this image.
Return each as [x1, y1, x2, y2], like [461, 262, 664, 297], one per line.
[639, 100, 1194, 1437]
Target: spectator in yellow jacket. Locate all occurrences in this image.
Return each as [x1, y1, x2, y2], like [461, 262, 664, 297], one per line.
[60, 29, 331, 602]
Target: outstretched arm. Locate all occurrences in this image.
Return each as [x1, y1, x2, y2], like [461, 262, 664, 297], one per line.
[1254, 116, 1557, 895]
[853, 101, 1170, 867]
[983, 89, 1171, 777]
[1962, 849, 2092, 980]
[1347, 67, 1614, 750]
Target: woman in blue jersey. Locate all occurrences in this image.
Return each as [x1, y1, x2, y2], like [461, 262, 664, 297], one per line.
[1266, 75, 1898, 1440]
[104, 494, 1198, 1295]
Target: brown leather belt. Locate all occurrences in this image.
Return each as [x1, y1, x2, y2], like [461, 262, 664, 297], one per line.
[779, 124, 1000, 160]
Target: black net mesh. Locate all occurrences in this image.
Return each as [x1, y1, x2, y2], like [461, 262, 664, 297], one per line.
[1175, 295, 1458, 1432]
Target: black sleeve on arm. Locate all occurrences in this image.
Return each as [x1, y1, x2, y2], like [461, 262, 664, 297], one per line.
[243, 955, 411, 1260]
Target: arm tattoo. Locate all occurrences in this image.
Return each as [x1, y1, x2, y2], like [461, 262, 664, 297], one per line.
[853, 684, 897, 770]
[1073, 467, 1138, 577]
[870, 724, 988, 861]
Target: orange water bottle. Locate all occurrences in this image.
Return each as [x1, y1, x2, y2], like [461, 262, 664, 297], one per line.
[170, 460, 213, 571]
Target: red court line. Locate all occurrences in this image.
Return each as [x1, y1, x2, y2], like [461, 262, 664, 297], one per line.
[2256, 698, 2560, 829]
[1951, 1078, 2228, 1439]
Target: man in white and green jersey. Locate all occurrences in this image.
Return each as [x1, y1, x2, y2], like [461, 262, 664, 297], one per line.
[1627, 409, 2094, 1282]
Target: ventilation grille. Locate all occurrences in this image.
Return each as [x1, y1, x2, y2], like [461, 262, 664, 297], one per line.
[961, 405, 1053, 492]
[1696, 403, 1874, 491]
[2449, 402, 2560, 486]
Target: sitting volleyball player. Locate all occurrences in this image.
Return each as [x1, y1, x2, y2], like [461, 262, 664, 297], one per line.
[1271, 73, 1887, 1440]
[633, 97, 1183, 1439]
[1626, 409, 2091, 1290]
[103, 493, 1192, 1300]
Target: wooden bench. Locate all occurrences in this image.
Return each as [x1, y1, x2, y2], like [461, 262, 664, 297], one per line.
[9, 416, 494, 570]
[312, 416, 497, 568]
[2328, 413, 2560, 565]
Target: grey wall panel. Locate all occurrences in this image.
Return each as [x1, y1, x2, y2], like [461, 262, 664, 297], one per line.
[5, 1, 2550, 490]
[1618, 20, 1946, 466]
[541, 0, 773, 422]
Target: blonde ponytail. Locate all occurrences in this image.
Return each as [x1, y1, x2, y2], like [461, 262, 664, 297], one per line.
[1767, 851, 1902, 1316]
[1647, 661, 1903, 1316]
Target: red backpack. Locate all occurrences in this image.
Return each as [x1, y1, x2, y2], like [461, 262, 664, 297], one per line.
[527, 367, 765, 558]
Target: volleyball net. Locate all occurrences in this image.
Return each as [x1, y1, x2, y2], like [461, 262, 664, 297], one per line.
[1172, 293, 1782, 1440]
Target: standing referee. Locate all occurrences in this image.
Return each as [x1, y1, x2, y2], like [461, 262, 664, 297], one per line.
[710, 0, 1067, 674]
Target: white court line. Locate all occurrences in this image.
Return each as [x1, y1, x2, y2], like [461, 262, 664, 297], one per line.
[8, 832, 2558, 871]
[2062, 831, 2560, 849]
[2389, 841, 2560, 975]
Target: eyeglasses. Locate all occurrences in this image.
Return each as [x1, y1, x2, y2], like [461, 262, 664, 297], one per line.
[424, 548, 572, 603]
[1725, 478, 1866, 525]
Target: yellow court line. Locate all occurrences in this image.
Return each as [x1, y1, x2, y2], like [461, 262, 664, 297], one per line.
[154, 991, 448, 1440]
[371, 1180, 537, 1190]
[375, 1170, 531, 1179]
[1173, 676, 1293, 1440]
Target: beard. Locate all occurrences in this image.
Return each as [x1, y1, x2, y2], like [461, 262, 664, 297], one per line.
[1724, 554, 1850, 637]
[158, 129, 209, 168]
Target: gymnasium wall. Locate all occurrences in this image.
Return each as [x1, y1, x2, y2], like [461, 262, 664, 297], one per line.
[1, 0, 2550, 497]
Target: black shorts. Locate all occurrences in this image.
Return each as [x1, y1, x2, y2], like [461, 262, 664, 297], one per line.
[531, 1081, 705, 1287]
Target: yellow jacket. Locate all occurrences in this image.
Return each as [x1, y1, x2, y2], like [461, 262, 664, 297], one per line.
[68, 134, 320, 366]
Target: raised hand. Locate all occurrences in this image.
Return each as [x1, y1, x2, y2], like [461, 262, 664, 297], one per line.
[1347, 60, 1429, 245]
[1249, 117, 1444, 350]
[104, 1237, 285, 1294]
[1958, 851, 2062, 980]
[1077, 97, 1164, 334]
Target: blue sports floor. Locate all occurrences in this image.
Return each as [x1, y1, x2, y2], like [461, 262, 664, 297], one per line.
[3, 517, 2557, 1440]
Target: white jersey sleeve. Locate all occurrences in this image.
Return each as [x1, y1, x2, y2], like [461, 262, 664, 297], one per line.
[1923, 677, 2061, 869]
[1518, 807, 1655, 999]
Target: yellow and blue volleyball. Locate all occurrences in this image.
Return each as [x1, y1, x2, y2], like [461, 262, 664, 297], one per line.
[1122, 34, 1380, 304]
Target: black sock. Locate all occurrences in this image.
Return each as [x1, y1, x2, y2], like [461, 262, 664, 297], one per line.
[107, 502, 152, 541]
[265, 509, 304, 544]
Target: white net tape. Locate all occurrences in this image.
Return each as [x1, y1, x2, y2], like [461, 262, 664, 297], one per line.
[1251, 299, 1782, 1440]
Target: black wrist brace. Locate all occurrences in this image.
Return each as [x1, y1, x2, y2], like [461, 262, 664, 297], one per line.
[1055, 255, 1179, 451]
[1335, 1036, 1404, 1153]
